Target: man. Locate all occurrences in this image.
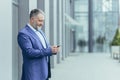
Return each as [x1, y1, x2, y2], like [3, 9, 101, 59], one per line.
[17, 9, 59, 80]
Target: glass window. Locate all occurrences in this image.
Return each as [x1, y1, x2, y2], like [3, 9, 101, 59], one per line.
[102, 0, 112, 12]
[74, 0, 88, 52]
[93, 0, 119, 52]
[74, 0, 119, 52]
[74, 0, 88, 12]
[13, 0, 18, 3]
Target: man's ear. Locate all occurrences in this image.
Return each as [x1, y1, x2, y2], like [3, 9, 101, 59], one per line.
[31, 17, 34, 23]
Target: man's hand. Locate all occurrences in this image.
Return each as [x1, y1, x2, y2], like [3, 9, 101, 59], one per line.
[51, 46, 59, 54]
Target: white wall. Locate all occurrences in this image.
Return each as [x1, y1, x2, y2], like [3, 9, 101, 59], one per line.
[0, 0, 12, 80]
[59, 0, 63, 61]
[53, 0, 57, 45]
[45, 0, 50, 41]
[29, 0, 37, 13]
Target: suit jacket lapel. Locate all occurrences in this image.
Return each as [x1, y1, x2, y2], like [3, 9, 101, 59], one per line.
[26, 25, 50, 48]
[25, 25, 43, 46]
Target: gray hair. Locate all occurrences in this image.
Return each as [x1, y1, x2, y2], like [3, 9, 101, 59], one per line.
[30, 9, 44, 19]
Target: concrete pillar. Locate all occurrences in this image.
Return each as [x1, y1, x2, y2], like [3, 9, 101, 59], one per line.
[0, 0, 12, 80]
[18, 0, 29, 79]
[88, 0, 93, 52]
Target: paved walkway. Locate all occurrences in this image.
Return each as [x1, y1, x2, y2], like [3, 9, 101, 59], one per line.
[50, 53, 120, 80]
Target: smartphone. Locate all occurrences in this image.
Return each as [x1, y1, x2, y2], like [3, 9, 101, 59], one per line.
[57, 45, 60, 47]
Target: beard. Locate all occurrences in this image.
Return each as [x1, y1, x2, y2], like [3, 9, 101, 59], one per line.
[33, 22, 42, 31]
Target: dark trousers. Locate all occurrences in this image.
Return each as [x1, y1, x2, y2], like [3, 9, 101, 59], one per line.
[46, 57, 51, 80]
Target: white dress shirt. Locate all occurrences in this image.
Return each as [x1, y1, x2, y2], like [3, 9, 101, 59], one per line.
[27, 24, 47, 48]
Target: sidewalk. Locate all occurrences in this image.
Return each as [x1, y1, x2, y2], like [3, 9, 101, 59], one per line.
[50, 53, 120, 80]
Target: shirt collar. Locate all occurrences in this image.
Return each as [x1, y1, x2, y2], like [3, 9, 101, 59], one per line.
[27, 23, 37, 32]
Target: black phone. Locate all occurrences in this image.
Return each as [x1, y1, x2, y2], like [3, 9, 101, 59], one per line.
[57, 45, 60, 47]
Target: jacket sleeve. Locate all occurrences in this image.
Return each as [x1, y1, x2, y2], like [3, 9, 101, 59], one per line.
[17, 32, 52, 58]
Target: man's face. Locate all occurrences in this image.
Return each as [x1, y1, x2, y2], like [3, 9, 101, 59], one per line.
[32, 13, 45, 30]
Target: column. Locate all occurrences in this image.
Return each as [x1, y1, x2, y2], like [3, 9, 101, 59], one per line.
[18, 0, 29, 79]
[88, 0, 93, 52]
[0, 0, 12, 80]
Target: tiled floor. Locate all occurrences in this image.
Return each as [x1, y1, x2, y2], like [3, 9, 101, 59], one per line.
[50, 53, 120, 80]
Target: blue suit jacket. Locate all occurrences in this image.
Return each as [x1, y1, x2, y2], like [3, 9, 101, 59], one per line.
[17, 25, 52, 80]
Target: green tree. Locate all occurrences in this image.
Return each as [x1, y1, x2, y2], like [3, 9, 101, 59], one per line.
[111, 28, 120, 45]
